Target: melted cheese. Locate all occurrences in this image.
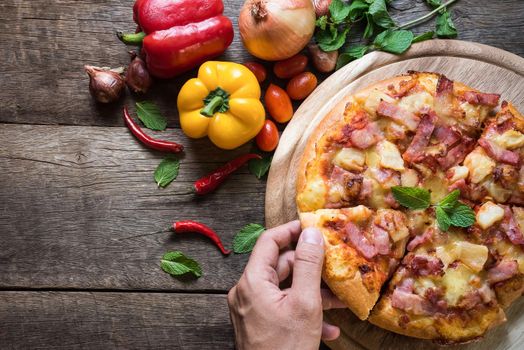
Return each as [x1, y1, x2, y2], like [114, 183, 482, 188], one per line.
[442, 263, 476, 306]
[464, 147, 495, 184]
[422, 173, 448, 203]
[332, 148, 365, 172]
[397, 91, 434, 114]
[401, 169, 419, 187]
[494, 130, 524, 149]
[483, 179, 512, 203]
[476, 201, 505, 229]
[495, 240, 524, 273]
[297, 177, 326, 211]
[377, 140, 405, 170]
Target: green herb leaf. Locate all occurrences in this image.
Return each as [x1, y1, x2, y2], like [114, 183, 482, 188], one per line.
[154, 157, 180, 188]
[316, 15, 328, 30]
[436, 206, 452, 231]
[391, 186, 431, 210]
[426, 0, 442, 7]
[348, 0, 370, 21]
[436, 10, 457, 38]
[160, 251, 202, 278]
[329, 0, 351, 24]
[363, 12, 376, 39]
[233, 224, 265, 254]
[368, 0, 395, 28]
[374, 29, 414, 54]
[412, 31, 435, 43]
[438, 189, 460, 211]
[318, 26, 350, 52]
[136, 101, 167, 131]
[336, 45, 369, 70]
[248, 156, 272, 179]
[448, 203, 476, 227]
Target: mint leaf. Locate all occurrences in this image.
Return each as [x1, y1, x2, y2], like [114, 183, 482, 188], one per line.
[329, 0, 351, 24]
[318, 26, 350, 52]
[368, 0, 395, 28]
[248, 156, 272, 179]
[316, 16, 328, 30]
[161, 251, 202, 278]
[412, 31, 434, 43]
[436, 206, 451, 231]
[374, 29, 414, 54]
[392, 186, 431, 210]
[348, 0, 369, 21]
[363, 12, 376, 39]
[136, 101, 167, 131]
[154, 157, 180, 188]
[233, 224, 265, 254]
[449, 203, 475, 227]
[436, 10, 457, 38]
[336, 45, 369, 70]
[438, 189, 460, 211]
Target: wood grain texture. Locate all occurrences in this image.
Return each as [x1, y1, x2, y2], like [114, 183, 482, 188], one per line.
[0, 123, 263, 291]
[0, 0, 523, 127]
[264, 41, 524, 349]
[0, 291, 234, 349]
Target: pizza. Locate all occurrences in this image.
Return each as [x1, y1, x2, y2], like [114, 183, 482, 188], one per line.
[295, 71, 524, 343]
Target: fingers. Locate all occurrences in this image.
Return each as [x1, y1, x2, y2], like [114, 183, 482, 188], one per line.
[291, 227, 325, 299]
[321, 321, 340, 341]
[275, 250, 294, 282]
[321, 289, 347, 310]
[244, 220, 301, 284]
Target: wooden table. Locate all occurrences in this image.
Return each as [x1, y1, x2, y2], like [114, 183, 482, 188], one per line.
[1, 1, 523, 349]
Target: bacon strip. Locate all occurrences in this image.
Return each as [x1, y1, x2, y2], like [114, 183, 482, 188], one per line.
[501, 207, 524, 245]
[436, 75, 453, 96]
[437, 136, 475, 170]
[377, 101, 420, 131]
[346, 222, 377, 259]
[389, 79, 418, 98]
[488, 260, 519, 284]
[462, 91, 500, 107]
[434, 75, 454, 117]
[433, 125, 461, 148]
[349, 121, 383, 149]
[479, 138, 520, 165]
[403, 112, 437, 163]
[406, 255, 444, 277]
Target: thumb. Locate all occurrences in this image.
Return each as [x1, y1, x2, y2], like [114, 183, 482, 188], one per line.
[291, 227, 325, 298]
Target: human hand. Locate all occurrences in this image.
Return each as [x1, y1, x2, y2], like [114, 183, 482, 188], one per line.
[227, 220, 346, 350]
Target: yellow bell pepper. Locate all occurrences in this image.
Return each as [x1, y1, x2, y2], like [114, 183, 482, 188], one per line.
[177, 61, 265, 150]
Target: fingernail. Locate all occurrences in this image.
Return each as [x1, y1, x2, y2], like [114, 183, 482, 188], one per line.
[300, 227, 323, 245]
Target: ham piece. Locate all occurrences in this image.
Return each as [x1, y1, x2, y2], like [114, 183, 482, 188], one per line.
[407, 228, 434, 251]
[372, 225, 392, 255]
[349, 121, 383, 149]
[403, 112, 437, 163]
[346, 222, 377, 259]
[377, 101, 420, 131]
[501, 206, 524, 245]
[488, 260, 519, 284]
[462, 91, 500, 107]
[479, 138, 520, 165]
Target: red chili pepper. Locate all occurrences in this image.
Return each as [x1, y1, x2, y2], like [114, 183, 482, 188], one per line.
[118, 0, 234, 79]
[194, 154, 261, 195]
[123, 106, 184, 153]
[173, 220, 231, 255]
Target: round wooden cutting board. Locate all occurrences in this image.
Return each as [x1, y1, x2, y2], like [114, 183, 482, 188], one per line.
[265, 40, 524, 350]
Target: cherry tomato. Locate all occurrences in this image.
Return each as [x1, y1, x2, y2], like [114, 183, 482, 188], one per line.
[286, 72, 318, 101]
[256, 120, 279, 152]
[243, 61, 267, 83]
[273, 54, 308, 79]
[265, 84, 294, 123]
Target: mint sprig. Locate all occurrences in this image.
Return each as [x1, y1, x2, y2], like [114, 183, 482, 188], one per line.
[233, 224, 265, 254]
[392, 187, 475, 231]
[248, 156, 272, 179]
[136, 101, 167, 131]
[154, 157, 180, 188]
[160, 251, 202, 278]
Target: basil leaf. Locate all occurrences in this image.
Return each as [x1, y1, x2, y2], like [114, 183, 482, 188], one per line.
[136, 101, 167, 131]
[249, 156, 272, 179]
[348, 0, 369, 21]
[374, 29, 414, 54]
[436, 10, 457, 38]
[154, 157, 180, 188]
[233, 223, 265, 254]
[316, 15, 328, 30]
[363, 13, 376, 39]
[449, 203, 476, 228]
[329, 0, 351, 24]
[318, 26, 350, 52]
[161, 251, 202, 278]
[438, 189, 460, 211]
[391, 186, 431, 210]
[336, 45, 369, 70]
[426, 0, 441, 7]
[436, 206, 451, 231]
[412, 31, 435, 43]
[368, 0, 395, 28]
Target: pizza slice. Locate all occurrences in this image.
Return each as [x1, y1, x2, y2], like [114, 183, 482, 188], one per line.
[299, 205, 410, 320]
[369, 224, 506, 343]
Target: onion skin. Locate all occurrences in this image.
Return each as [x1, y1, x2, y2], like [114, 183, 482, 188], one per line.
[85, 65, 125, 104]
[239, 0, 316, 61]
[313, 0, 332, 17]
[126, 55, 152, 94]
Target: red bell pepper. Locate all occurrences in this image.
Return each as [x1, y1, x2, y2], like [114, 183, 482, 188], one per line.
[119, 0, 234, 79]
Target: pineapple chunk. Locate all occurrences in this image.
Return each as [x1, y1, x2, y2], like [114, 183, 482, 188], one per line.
[436, 241, 488, 272]
[377, 140, 405, 171]
[398, 91, 434, 114]
[464, 148, 495, 184]
[345, 205, 373, 222]
[494, 130, 524, 150]
[363, 89, 395, 116]
[442, 263, 475, 306]
[513, 207, 524, 231]
[297, 177, 326, 212]
[332, 148, 365, 172]
[483, 179, 512, 203]
[447, 165, 469, 183]
[401, 169, 419, 187]
[476, 201, 505, 229]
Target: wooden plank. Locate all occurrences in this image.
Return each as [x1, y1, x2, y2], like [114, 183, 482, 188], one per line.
[1, 0, 523, 126]
[0, 123, 265, 290]
[0, 291, 234, 349]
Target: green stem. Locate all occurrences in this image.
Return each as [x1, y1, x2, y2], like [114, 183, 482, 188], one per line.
[117, 31, 146, 45]
[398, 0, 459, 30]
[200, 96, 224, 117]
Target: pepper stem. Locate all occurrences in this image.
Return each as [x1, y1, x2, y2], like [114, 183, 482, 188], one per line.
[117, 31, 146, 45]
[200, 96, 224, 117]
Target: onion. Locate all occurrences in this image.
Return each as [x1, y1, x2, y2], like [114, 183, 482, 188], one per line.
[313, 0, 332, 17]
[84, 65, 125, 104]
[239, 0, 316, 61]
